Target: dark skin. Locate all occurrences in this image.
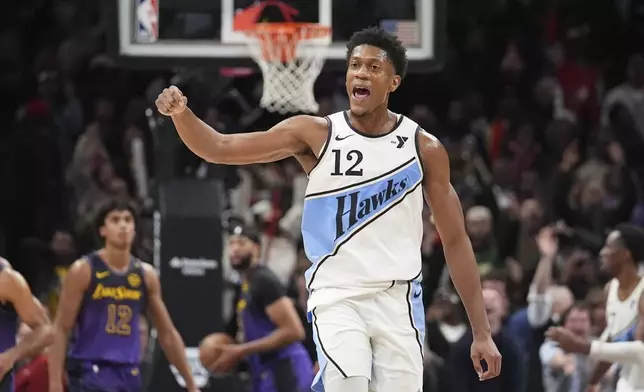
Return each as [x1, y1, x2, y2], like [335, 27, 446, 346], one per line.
[586, 230, 643, 390]
[205, 235, 305, 373]
[157, 43, 501, 380]
[48, 210, 200, 392]
[0, 258, 53, 380]
[547, 293, 644, 357]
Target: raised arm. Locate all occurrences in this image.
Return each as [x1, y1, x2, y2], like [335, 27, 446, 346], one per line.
[156, 86, 326, 165]
[48, 260, 91, 392]
[142, 263, 199, 392]
[417, 130, 501, 380]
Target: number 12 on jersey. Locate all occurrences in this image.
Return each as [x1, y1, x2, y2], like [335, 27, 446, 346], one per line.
[331, 149, 364, 176]
[105, 304, 133, 335]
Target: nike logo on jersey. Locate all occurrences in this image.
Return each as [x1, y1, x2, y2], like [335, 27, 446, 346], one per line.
[334, 176, 409, 239]
[96, 271, 110, 279]
[413, 290, 422, 299]
[335, 134, 354, 141]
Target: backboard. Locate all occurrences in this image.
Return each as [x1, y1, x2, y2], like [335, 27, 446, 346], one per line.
[107, 0, 446, 72]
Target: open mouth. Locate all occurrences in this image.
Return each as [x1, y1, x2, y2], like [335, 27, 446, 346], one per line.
[352, 86, 371, 100]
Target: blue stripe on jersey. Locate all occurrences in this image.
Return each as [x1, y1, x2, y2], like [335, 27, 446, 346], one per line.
[301, 161, 422, 263]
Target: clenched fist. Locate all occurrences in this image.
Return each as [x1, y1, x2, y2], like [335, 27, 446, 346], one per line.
[156, 86, 188, 116]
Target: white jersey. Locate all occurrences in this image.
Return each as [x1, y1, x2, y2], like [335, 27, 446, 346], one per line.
[302, 111, 425, 311]
[603, 277, 644, 342]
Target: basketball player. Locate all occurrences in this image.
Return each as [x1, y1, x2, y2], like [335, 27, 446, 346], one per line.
[586, 223, 644, 392]
[48, 200, 200, 392]
[199, 224, 313, 391]
[156, 27, 501, 392]
[546, 293, 644, 391]
[0, 257, 53, 391]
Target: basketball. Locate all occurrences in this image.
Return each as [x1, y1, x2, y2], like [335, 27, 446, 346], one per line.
[199, 333, 235, 371]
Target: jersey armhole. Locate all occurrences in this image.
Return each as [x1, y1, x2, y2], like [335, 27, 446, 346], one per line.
[413, 126, 426, 183]
[306, 116, 333, 177]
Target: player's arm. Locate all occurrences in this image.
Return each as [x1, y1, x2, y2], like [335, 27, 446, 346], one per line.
[156, 85, 320, 164]
[418, 132, 490, 338]
[238, 271, 305, 356]
[0, 263, 53, 364]
[588, 282, 613, 387]
[48, 260, 91, 389]
[142, 264, 198, 391]
[418, 131, 501, 378]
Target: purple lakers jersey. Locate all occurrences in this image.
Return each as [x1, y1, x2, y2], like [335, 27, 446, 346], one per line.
[68, 252, 147, 365]
[236, 266, 313, 392]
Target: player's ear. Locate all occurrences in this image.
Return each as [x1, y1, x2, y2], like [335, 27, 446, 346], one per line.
[389, 75, 402, 93]
[98, 225, 106, 239]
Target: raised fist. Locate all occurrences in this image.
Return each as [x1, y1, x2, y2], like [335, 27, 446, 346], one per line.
[156, 86, 188, 116]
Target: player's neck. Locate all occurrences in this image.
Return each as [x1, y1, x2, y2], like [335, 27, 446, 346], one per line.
[616, 267, 640, 289]
[348, 106, 393, 135]
[99, 247, 131, 272]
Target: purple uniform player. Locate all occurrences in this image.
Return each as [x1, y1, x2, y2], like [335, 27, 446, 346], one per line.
[200, 224, 313, 392]
[0, 258, 53, 392]
[48, 199, 201, 392]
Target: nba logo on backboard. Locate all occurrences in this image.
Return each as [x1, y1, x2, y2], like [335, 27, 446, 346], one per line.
[135, 0, 159, 43]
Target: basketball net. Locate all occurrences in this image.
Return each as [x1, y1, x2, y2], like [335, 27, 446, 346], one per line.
[235, 1, 331, 114]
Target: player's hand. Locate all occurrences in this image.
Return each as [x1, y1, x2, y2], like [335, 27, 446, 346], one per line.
[585, 385, 600, 392]
[155, 86, 188, 116]
[546, 326, 589, 354]
[470, 334, 502, 381]
[211, 344, 244, 374]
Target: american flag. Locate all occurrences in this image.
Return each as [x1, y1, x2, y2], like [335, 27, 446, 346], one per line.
[380, 20, 420, 46]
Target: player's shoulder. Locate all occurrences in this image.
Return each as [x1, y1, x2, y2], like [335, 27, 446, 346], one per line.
[279, 114, 328, 132]
[138, 261, 158, 277]
[0, 259, 22, 285]
[415, 128, 448, 171]
[415, 128, 442, 150]
[250, 265, 283, 289]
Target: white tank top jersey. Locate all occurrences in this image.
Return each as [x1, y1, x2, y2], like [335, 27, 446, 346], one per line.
[301, 111, 425, 311]
[603, 277, 644, 341]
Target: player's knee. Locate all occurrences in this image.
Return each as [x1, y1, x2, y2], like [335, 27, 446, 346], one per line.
[328, 375, 369, 392]
[323, 365, 369, 392]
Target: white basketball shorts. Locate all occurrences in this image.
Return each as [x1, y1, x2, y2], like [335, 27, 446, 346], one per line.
[310, 280, 425, 392]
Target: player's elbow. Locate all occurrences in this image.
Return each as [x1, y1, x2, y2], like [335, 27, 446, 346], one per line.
[441, 231, 471, 255]
[284, 322, 306, 343]
[158, 327, 181, 348]
[202, 137, 232, 164]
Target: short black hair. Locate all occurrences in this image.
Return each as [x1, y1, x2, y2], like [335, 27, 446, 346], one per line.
[615, 223, 644, 264]
[346, 27, 408, 79]
[94, 198, 139, 234]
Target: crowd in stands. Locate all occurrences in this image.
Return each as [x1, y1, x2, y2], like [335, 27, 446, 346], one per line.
[2, 0, 644, 391]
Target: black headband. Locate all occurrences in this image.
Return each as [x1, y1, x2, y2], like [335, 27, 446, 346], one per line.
[229, 225, 261, 245]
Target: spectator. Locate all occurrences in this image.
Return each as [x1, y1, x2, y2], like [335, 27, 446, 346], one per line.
[447, 288, 524, 392]
[539, 303, 594, 392]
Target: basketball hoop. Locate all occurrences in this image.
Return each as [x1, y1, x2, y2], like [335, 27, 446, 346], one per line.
[240, 22, 331, 114]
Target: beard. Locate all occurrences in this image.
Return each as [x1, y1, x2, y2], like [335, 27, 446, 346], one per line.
[231, 254, 253, 271]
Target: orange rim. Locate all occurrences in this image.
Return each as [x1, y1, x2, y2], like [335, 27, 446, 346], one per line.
[241, 22, 331, 62]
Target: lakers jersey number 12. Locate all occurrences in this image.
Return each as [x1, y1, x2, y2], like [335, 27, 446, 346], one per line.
[302, 111, 425, 310]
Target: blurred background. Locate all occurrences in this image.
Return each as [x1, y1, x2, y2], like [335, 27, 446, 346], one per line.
[2, 0, 644, 391]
